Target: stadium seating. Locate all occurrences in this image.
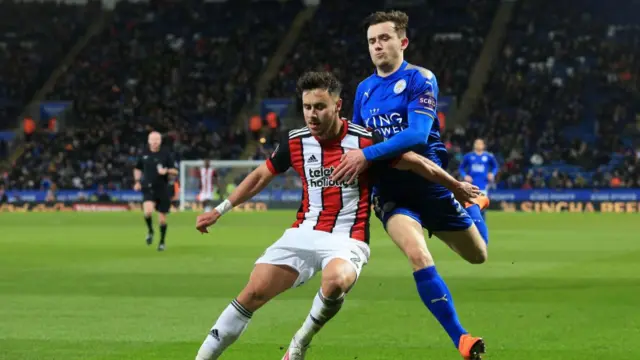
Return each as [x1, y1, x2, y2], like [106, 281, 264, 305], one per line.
[3, 0, 638, 192]
[8, 0, 302, 190]
[266, 0, 500, 118]
[0, 1, 94, 130]
[445, 0, 640, 189]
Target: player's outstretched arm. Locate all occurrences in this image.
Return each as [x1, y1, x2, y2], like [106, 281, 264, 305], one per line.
[394, 152, 480, 204]
[362, 111, 431, 162]
[226, 164, 275, 208]
[196, 163, 276, 233]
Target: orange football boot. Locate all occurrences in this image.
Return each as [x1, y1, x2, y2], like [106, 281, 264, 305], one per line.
[465, 194, 490, 211]
[458, 334, 485, 360]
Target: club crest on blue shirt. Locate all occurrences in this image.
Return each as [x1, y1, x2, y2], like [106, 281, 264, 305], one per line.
[393, 79, 407, 94]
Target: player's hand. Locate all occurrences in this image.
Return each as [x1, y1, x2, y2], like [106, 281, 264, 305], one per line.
[487, 173, 495, 182]
[196, 210, 221, 234]
[464, 175, 473, 183]
[133, 182, 141, 191]
[331, 149, 367, 184]
[157, 167, 168, 175]
[452, 181, 481, 204]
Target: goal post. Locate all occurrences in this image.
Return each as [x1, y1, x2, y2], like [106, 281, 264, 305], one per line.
[178, 160, 302, 211]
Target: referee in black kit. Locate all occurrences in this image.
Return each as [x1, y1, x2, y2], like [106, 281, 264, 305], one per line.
[133, 131, 178, 251]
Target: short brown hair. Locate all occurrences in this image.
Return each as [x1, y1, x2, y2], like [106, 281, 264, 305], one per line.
[296, 71, 342, 97]
[363, 10, 409, 37]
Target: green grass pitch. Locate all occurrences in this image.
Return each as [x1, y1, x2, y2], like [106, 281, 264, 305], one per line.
[1, 211, 639, 360]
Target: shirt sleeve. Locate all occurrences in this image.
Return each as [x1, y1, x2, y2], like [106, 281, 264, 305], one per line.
[266, 134, 292, 175]
[135, 156, 143, 170]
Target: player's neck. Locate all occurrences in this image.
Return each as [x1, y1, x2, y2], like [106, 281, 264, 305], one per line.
[376, 59, 404, 78]
[317, 118, 344, 141]
[474, 150, 484, 155]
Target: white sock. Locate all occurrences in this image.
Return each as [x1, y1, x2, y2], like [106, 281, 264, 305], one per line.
[195, 299, 253, 360]
[294, 289, 344, 346]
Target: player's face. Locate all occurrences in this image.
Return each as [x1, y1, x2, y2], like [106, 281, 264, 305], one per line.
[148, 133, 162, 151]
[474, 139, 485, 152]
[367, 22, 408, 70]
[301, 89, 342, 139]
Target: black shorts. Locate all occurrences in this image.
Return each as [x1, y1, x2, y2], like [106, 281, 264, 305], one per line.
[142, 187, 171, 213]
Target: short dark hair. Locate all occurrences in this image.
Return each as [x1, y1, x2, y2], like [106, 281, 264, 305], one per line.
[363, 10, 409, 37]
[296, 71, 342, 97]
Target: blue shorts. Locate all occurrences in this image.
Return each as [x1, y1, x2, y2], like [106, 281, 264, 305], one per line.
[373, 193, 474, 238]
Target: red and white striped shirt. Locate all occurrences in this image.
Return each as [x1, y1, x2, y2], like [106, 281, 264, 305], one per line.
[266, 120, 379, 243]
[198, 166, 217, 200]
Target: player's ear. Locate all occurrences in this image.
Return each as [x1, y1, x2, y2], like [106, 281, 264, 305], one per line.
[335, 98, 343, 113]
[400, 36, 409, 50]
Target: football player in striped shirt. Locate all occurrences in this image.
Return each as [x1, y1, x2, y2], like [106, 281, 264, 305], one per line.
[193, 71, 479, 360]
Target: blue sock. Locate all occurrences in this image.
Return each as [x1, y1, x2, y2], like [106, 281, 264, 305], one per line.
[414, 266, 467, 347]
[465, 204, 488, 245]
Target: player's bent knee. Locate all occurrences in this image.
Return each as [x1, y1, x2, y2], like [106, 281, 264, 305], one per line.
[469, 247, 488, 264]
[237, 264, 299, 312]
[434, 228, 488, 265]
[321, 259, 357, 298]
[407, 247, 434, 271]
[386, 214, 434, 270]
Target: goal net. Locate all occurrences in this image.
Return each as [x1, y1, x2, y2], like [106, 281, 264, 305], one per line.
[178, 160, 303, 211]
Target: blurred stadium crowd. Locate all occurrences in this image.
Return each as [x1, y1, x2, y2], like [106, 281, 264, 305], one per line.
[0, 0, 638, 195]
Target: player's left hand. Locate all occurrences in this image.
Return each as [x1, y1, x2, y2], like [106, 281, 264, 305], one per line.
[487, 173, 495, 182]
[157, 167, 168, 175]
[331, 150, 368, 184]
[196, 210, 221, 234]
[452, 181, 481, 204]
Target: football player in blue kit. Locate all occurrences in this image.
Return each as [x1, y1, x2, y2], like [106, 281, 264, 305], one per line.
[331, 10, 489, 360]
[459, 138, 498, 220]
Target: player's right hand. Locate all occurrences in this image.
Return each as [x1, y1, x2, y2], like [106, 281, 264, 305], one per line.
[453, 181, 481, 204]
[464, 175, 473, 183]
[133, 182, 141, 191]
[196, 210, 221, 234]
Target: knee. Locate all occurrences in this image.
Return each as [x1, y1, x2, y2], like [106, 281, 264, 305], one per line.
[406, 247, 434, 271]
[321, 271, 354, 298]
[238, 286, 270, 311]
[467, 247, 488, 265]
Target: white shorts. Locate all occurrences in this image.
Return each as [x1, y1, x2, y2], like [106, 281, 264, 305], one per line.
[198, 192, 214, 201]
[255, 228, 371, 288]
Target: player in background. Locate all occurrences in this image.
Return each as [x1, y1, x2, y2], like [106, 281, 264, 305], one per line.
[459, 139, 498, 219]
[331, 11, 488, 359]
[133, 131, 178, 251]
[192, 71, 480, 360]
[197, 159, 220, 212]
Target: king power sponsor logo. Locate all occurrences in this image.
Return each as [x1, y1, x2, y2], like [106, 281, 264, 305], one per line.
[307, 167, 356, 188]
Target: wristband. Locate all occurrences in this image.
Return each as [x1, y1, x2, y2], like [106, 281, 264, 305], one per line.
[215, 199, 233, 215]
